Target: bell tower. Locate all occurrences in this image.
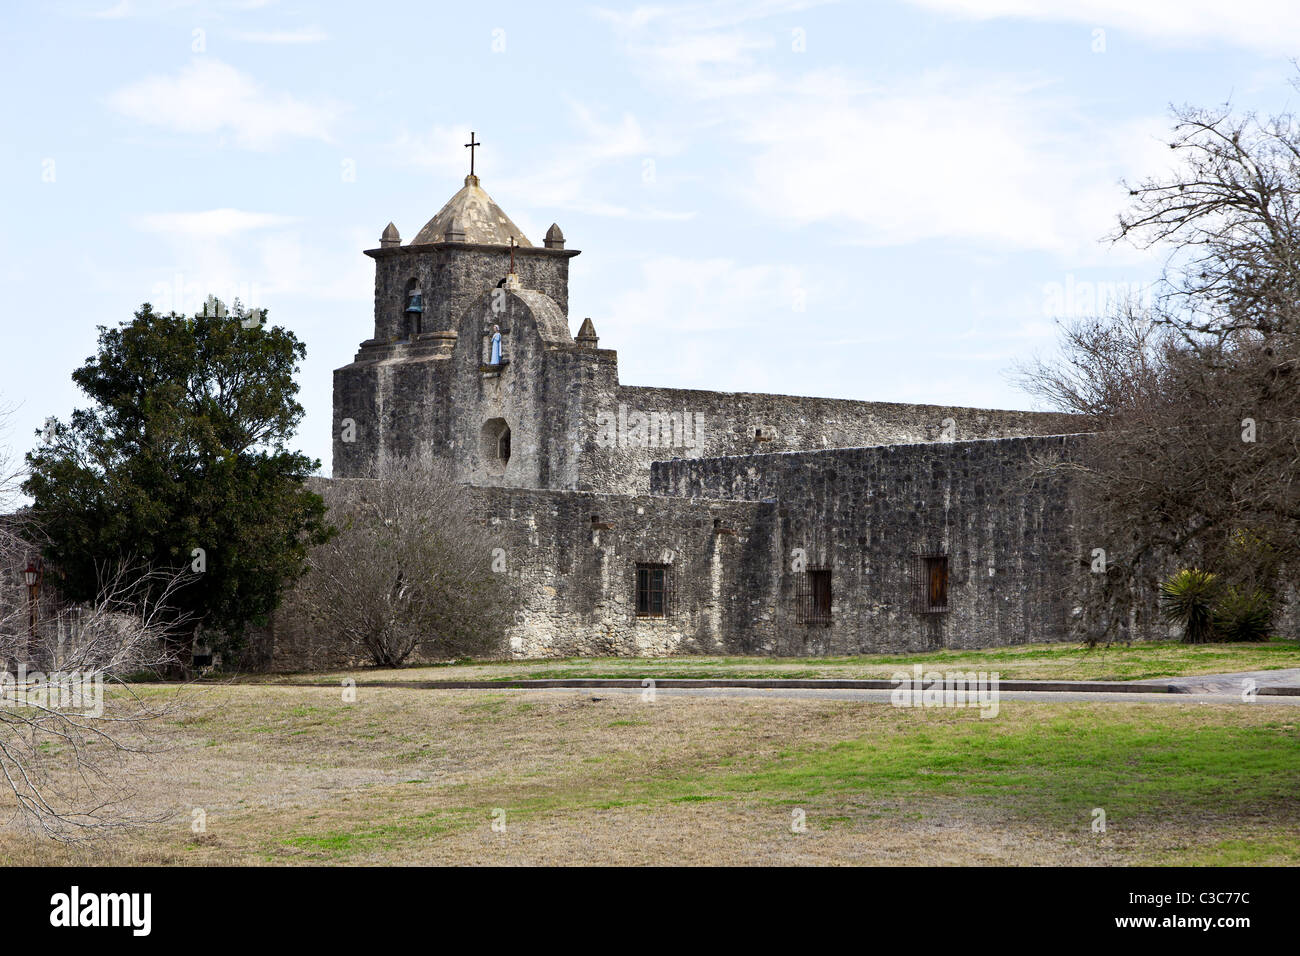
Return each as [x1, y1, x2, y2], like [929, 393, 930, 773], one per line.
[332, 139, 582, 480]
[356, 169, 578, 359]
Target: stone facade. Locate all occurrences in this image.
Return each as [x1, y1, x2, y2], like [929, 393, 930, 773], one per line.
[599, 385, 1078, 494]
[310, 171, 1094, 661]
[652, 436, 1086, 653]
[472, 486, 778, 657]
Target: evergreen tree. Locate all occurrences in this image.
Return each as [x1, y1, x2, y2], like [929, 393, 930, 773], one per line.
[24, 301, 332, 661]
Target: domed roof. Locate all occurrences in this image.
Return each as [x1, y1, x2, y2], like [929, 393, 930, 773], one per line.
[411, 174, 533, 247]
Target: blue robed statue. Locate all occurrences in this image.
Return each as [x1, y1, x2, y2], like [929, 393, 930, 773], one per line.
[490, 324, 503, 365]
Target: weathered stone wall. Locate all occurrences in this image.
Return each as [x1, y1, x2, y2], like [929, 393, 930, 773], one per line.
[333, 353, 454, 478]
[261, 429, 1228, 669]
[335, 242, 577, 479]
[262, 434, 1085, 666]
[582, 383, 1080, 494]
[334, 285, 617, 487]
[651, 435, 1087, 653]
[447, 288, 585, 489]
[470, 486, 779, 657]
[251, 482, 778, 668]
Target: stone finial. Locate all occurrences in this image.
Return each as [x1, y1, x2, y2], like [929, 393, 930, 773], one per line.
[544, 222, 565, 249]
[444, 215, 466, 243]
[576, 317, 598, 348]
[380, 222, 400, 248]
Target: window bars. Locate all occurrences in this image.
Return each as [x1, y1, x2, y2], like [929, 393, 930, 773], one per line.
[911, 553, 949, 614]
[796, 567, 832, 626]
[635, 563, 672, 617]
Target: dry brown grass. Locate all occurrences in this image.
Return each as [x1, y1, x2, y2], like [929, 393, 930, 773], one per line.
[1, 684, 1296, 866]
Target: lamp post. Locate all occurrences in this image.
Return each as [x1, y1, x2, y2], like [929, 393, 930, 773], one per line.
[23, 558, 42, 666]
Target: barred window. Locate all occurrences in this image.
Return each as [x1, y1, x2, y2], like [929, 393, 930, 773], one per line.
[636, 563, 670, 617]
[911, 554, 949, 613]
[796, 567, 832, 626]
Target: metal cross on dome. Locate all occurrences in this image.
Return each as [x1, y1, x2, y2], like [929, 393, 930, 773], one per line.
[465, 131, 480, 176]
[509, 236, 518, 274]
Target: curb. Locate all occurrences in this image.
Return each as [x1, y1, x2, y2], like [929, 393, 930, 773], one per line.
[251, 677, 1300, 696]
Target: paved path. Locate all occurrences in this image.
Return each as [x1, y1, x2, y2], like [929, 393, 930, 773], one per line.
[1134, 667, 1300, 696]
[444, 685, 1300, 706]
[222, 669, 1300, 706]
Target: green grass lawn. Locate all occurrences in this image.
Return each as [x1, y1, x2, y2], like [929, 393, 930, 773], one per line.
[239, 638, 1300, 686]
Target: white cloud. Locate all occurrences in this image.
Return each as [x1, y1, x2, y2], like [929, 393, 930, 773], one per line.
[85, 1, 261, 20]
[632, 31, 779, 99]
[605, 256, 806, 331]
[387, 124, 488, 175]
[592, 0, 837, 33]
[253, 228, 373, 303]
[390, 108, 692, 224]
[570, 103, 656, 161]
[88, 0, 132, 18]
[496, 105, 661, 214]
[733, 69, 1172, 257]
[133, 209, 300, 314]
[589, 2, 1211, 258]
[392, 108, 657, 180]
[232, 25, 328, 45]
[592, 0, 846, 99]
[107, 58, 339, 150]
[902, 0, 1300, 55]
[135, 209, 299, 238]
[507, 103, 698, 221]
[132, 211, 372, 320]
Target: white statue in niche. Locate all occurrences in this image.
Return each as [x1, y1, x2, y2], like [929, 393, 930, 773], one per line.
[490, 324, 503, 365]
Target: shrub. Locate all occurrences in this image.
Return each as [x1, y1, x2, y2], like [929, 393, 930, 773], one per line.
[283, 454, 515, 667]
[1213, 586, 1273, 642]
[1159, 568, 1219, 644]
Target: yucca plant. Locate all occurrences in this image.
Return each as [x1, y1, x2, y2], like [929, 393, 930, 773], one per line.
[1213, 586, 1273, 642]
[1159, 568, 1219, 644]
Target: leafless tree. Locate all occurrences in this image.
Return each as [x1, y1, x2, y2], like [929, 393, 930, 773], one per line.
[0, 408, 194, 841]
[1015, 95, 1300, 642]
[1117, 101, 1300, 342]
[0, 560, 193, 841]
[283, 454, 514, 667]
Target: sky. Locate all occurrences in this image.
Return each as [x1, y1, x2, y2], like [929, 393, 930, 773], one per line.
[3, 0, 1300, 478]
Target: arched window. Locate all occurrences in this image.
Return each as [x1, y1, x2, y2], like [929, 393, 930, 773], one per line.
[480, 418, 511, 475]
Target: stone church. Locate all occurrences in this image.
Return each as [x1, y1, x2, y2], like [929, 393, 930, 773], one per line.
[326, 164, 1085, 660]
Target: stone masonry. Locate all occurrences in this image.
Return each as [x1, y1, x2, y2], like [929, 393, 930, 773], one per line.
[304, 168, 1096, 662]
